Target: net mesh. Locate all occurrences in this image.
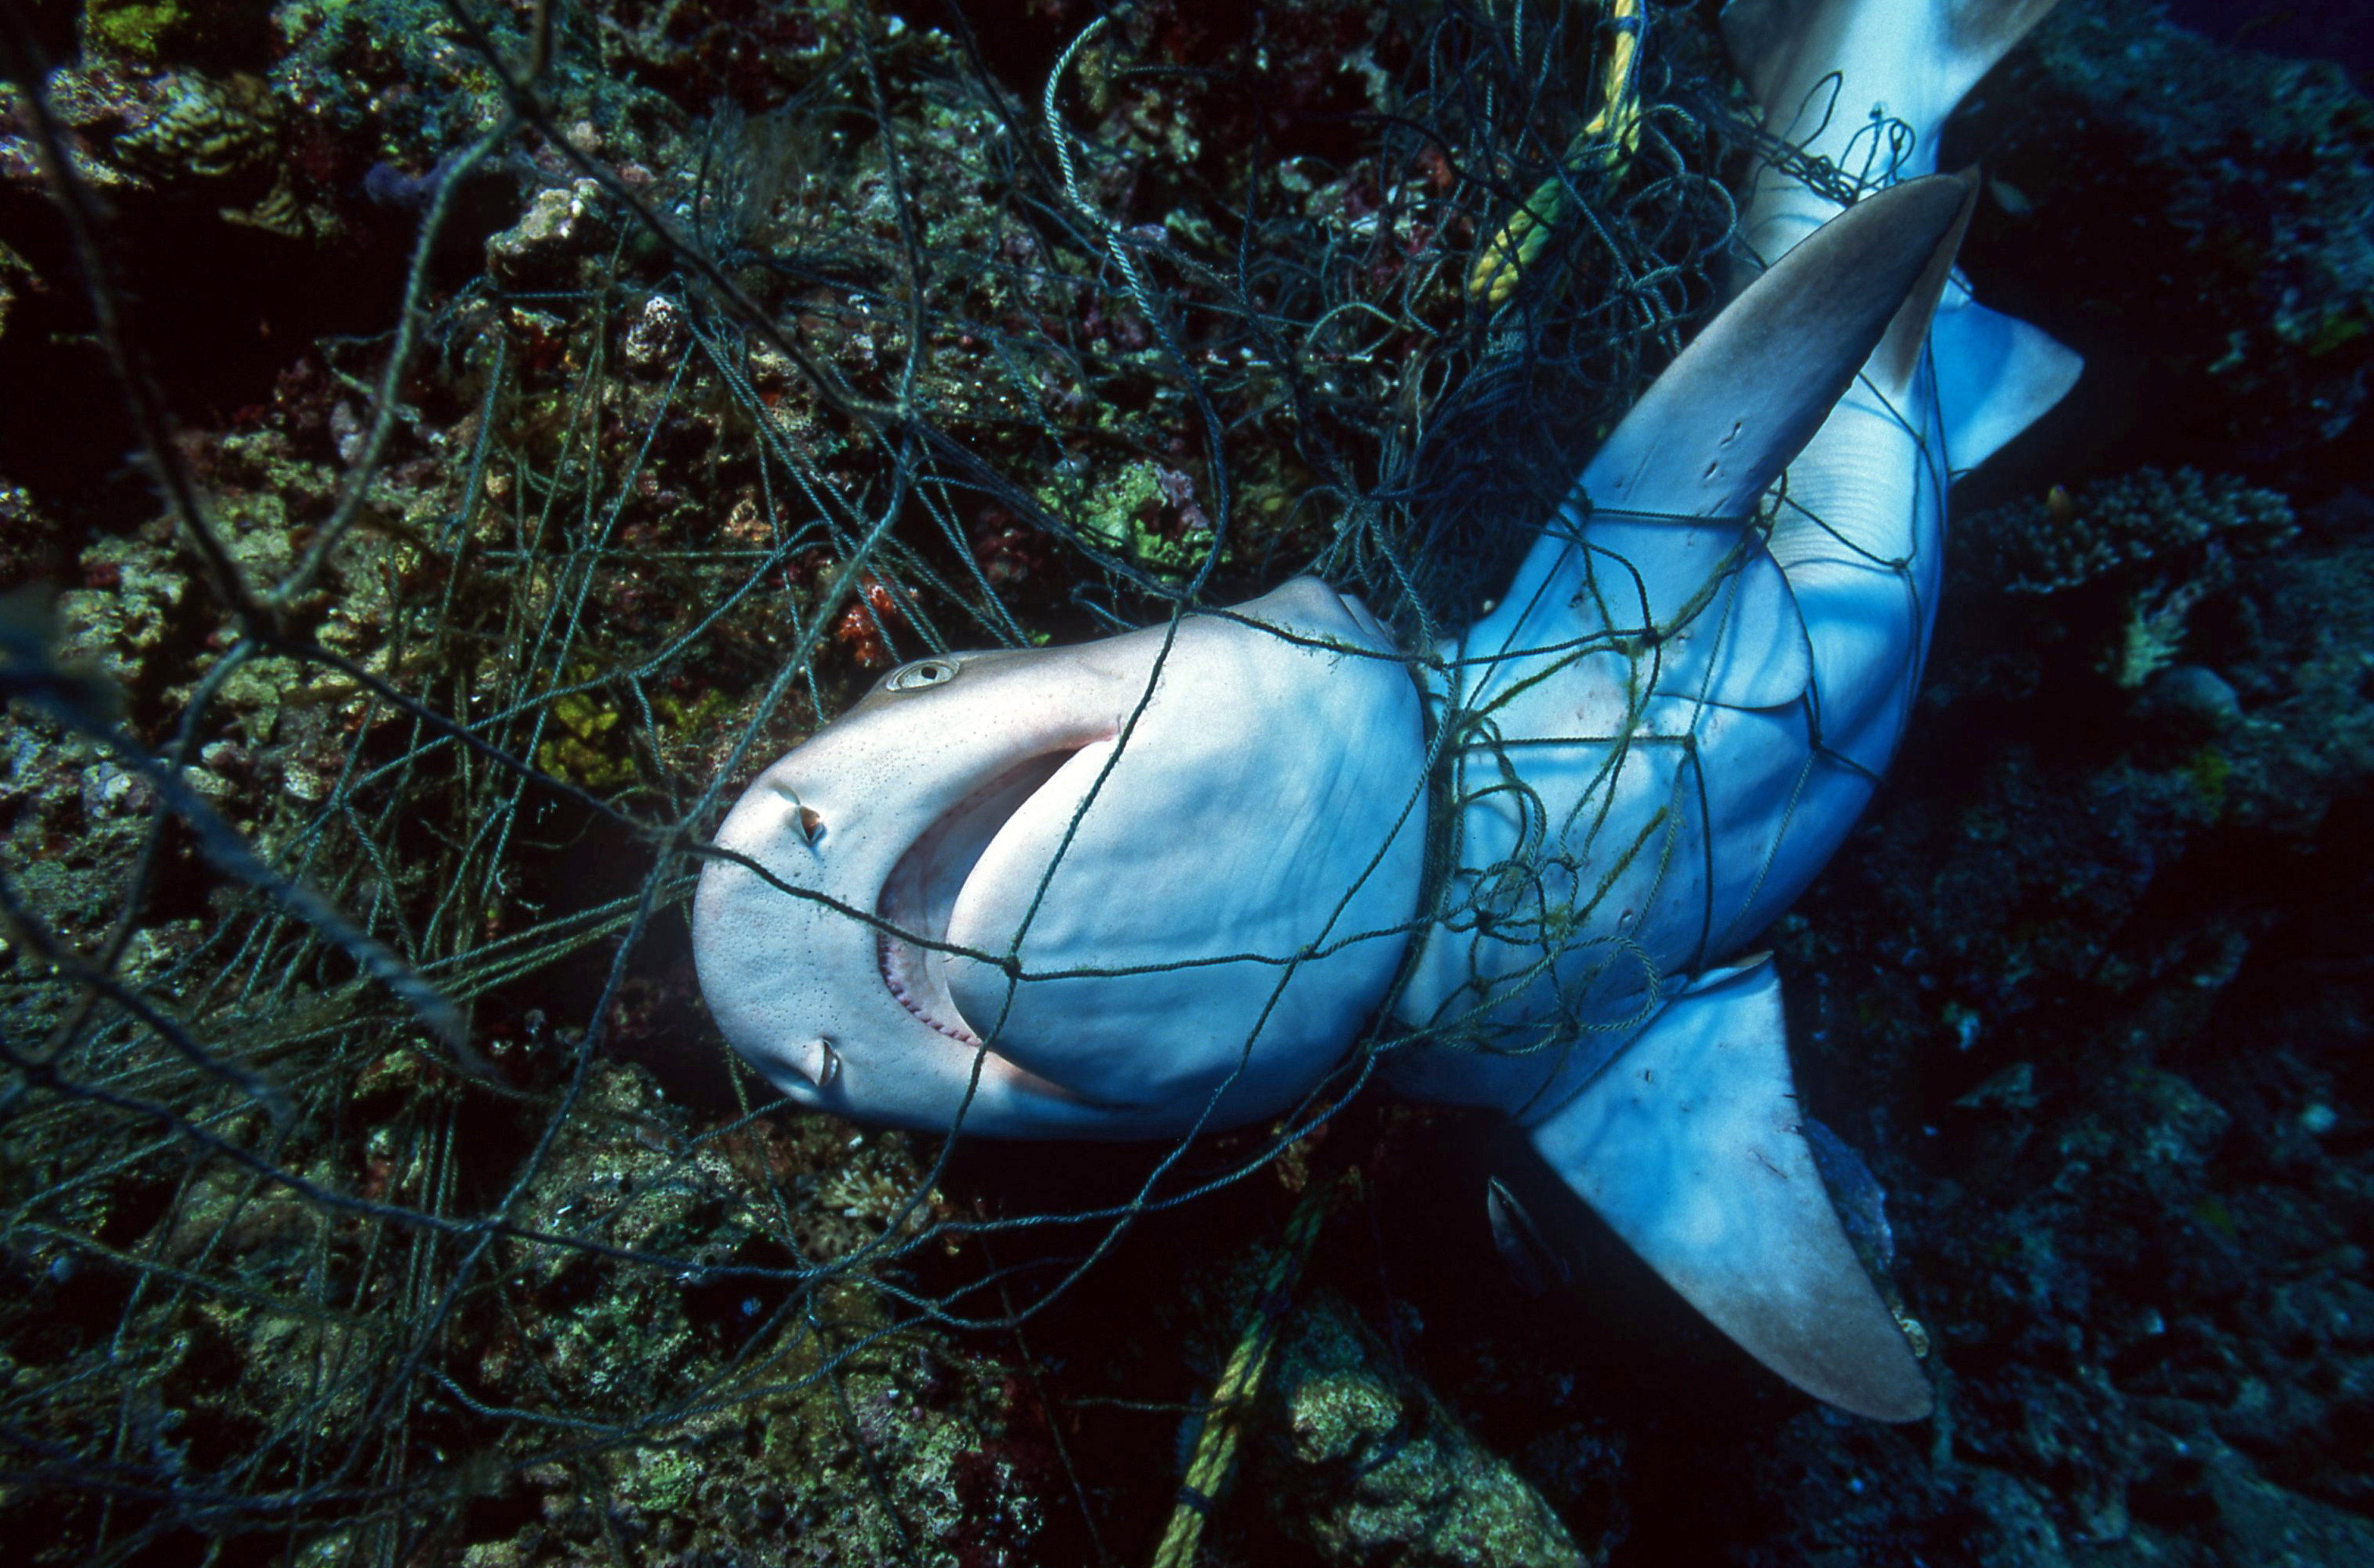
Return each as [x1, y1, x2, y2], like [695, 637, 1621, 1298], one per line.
[0, 1, 1856, 1559]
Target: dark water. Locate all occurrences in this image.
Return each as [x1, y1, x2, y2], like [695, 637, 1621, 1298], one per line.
[2165, 0, 2374, 86]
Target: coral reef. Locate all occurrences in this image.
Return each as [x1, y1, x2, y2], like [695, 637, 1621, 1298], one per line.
[1947, 0, 2374, 475]
[1259, 1289, 1596, 1567]
[1962, 468, 2296, 598]
[1741, 468, 2374, 1563]
[1958, 465, 2299, 689]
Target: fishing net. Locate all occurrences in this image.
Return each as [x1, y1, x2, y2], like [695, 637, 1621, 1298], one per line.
[0, 1, 1807, 1559]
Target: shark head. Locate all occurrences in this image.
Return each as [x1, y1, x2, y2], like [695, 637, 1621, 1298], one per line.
[692, 577, 1428, 1137]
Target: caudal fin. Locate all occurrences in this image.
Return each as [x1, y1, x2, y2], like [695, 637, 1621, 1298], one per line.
[1721, 0, 2063, 164]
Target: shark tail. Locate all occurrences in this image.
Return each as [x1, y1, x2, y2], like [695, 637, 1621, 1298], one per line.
[1523, 953, 1932, 1421]
[1721, 0, 2064, 171]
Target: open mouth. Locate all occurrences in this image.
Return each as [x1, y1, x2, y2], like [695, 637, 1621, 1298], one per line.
[876, 748, 1088, 1048]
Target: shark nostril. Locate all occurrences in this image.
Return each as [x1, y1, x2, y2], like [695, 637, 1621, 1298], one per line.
[798, 1037, 841, 1087]
[764, 783, 828, 848]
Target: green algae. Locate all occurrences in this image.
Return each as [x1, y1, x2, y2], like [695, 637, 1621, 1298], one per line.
[84, 0, 192, 59]
[1264, 1291, 1590, 1566]
[1058, 459, 1225, 578]
[2187, 746, 2232, 814]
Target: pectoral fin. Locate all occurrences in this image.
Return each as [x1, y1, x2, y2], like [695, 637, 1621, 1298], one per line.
[1578, 172, 1977, 525]
[1525, 954, 1931, 1420]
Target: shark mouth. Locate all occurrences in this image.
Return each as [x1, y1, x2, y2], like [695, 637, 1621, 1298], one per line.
[875, 747, 1092, 1050]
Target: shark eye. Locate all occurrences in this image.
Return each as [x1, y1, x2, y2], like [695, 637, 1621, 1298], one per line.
[886, 658, 958, 693]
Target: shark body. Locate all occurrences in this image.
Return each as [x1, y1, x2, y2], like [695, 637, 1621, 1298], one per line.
[692, 0, 2080, 1421]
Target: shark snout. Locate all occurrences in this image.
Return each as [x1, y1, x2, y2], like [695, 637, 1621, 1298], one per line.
[700, 621, 1195, 1132]
[693, 578, 1431, 1136]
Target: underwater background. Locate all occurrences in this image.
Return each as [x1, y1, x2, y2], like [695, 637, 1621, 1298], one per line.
[0, 0, 2369, 1564]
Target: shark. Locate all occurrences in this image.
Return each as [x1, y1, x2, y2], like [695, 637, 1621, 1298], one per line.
[690, 0, 2080, 1422]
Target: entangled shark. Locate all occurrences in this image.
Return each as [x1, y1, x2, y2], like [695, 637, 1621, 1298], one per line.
[691, 0, 2080, 1421]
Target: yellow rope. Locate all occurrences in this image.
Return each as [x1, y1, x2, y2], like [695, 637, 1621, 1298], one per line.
[1148, 1172, 1349, 1568]
[1468, 0, 1646, 309]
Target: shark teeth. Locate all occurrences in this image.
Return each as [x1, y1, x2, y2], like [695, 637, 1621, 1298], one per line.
[878, 929, 982, 1047]
[872, 747, 1084, 1054]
